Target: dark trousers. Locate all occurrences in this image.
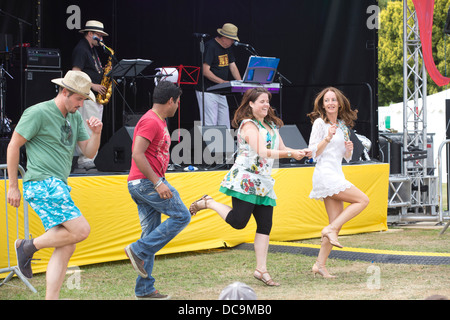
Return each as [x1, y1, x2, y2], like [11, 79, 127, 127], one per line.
[225, 197, 273, 235]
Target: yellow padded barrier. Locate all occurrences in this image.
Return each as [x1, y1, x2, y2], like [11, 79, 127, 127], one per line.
[0, 163, 388, 277]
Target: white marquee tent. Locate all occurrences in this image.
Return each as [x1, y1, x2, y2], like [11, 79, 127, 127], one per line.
[378, 88, 450, 181]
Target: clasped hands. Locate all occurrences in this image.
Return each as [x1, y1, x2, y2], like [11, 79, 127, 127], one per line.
[290, 148, 312, 160]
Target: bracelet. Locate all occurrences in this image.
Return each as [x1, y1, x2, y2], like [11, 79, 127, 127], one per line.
[154, 178, 164, 189]
[324, 137, 331, 143]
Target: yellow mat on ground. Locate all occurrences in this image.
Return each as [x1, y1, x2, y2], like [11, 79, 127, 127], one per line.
[0, 163, 388, 277]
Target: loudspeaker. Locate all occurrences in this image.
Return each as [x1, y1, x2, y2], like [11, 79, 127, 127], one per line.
[124, 113, 144, 126]
[191, 125, 236, 165]
[95, 126, 134, 172]
[349, 129, 366, 162]
[279, 125, 308, 149]
[24, 69, 62, 108]
[278, 125, 307, 163]
[24, 48, 61, 69]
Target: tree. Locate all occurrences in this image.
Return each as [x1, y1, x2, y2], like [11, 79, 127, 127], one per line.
[379, 1, 403, 106]
[378, 0, 450, 106]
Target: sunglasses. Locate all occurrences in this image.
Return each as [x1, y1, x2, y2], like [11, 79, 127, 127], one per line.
[64, 119, 72, 140]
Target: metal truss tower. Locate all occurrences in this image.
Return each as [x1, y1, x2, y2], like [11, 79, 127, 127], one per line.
[401, 0, 437, 218]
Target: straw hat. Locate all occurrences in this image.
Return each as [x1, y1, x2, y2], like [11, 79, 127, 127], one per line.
[79, 20, 109, 36]
[51, 70, 95, 101]
[217, 23, 239, 41]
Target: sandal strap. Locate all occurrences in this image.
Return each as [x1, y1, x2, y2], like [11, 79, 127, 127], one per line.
[254, 269, 280, 286]
[190, 195, 210, 214]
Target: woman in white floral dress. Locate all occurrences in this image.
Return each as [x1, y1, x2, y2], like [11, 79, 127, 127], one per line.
[307, 87, 369, 278]
[190, 88, 310, 286]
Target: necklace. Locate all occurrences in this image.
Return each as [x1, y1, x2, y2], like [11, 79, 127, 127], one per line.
[330, 119, 350, 141]
[328, 118, 338, 126]
[152, 109, 165, 121]
[256, 119, 276, 149]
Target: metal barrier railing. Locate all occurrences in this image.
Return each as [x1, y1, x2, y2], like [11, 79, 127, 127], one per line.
[436, 140, 450, 235]
[0, 164, 36, 293]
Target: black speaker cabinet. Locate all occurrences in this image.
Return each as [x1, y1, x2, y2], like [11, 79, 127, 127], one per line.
[24, 69, 62, 108]
[191, 125, 236, 165]
[349, 129, 366, 162]
[95, 126, 134, 172]
[278, 125, 307, 163]
[279, 125, 308, 149]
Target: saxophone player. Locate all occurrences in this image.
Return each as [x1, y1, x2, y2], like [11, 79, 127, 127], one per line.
[72, 20, 109, 170]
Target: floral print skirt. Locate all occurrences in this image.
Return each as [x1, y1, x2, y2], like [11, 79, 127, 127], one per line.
[220, 165, 276, 206]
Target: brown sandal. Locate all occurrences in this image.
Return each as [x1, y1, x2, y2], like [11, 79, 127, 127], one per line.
[189, 195, 211, 215]
[253, 269, 280, 287]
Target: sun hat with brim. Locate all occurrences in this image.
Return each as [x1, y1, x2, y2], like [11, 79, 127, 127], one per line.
[79, 20, 109, 36]
[51, 70, 96, 101]
[217, 23, 239, 41]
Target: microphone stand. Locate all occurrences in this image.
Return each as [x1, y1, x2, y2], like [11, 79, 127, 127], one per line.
[245, 46, 259, 56]
[200, 36, 205, 126]
[193, 33, 209, 126]
[276, 71, 292, 121]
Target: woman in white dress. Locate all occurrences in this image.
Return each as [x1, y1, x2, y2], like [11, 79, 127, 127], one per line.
[307, 87, 369, 278]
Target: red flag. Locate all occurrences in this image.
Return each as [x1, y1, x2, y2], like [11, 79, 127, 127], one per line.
[412, 0, 450, 86]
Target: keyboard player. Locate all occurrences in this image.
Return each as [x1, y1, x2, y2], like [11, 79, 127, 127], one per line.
[195, 23, 242, 128]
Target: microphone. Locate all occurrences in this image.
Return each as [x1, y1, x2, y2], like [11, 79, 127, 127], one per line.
[92, 35, 113, 55]
[193, 33, 210, 38]
[93, 35, 103, 44]
[234, 41, 251, 48]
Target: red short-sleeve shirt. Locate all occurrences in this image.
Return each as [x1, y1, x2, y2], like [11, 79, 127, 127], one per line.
[127, 110, 170, 181]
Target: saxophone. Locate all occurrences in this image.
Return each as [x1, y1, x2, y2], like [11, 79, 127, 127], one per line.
[97, 43, 114, 105]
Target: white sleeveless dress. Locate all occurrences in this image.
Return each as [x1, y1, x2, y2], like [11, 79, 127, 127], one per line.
[308, 118, 353, 200]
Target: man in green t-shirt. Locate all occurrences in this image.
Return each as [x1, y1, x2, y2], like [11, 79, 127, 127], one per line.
[6, 70, 103, 300]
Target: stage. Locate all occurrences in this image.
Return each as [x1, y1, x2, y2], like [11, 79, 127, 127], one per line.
[0, 162, 389, 277]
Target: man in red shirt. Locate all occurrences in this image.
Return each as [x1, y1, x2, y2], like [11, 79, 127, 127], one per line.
[124, 81, 191, 300]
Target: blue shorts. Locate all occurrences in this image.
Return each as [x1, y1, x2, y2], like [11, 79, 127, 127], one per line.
[23, 177, 82, 231]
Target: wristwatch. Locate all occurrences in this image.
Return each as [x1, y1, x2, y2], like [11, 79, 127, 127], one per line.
[287, 151, 292, 157]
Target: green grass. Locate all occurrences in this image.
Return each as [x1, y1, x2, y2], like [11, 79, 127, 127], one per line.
[0, 228, 449, 300]
[300, 227, 450, 253]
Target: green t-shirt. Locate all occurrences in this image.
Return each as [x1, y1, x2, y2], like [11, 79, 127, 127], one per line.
[15, 99, 90, 184]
